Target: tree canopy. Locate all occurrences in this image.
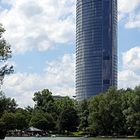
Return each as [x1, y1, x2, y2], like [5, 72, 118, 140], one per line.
[0, 78, 140, 137]
[0, 24, 13, 84]
[0, 24, 14, 138]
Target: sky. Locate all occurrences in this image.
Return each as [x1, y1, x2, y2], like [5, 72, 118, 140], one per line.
[0, 0, 140, 107]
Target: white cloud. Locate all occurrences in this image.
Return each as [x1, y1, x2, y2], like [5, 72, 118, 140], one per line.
[5, 48, 140, 106]
[5, 47, 140, 106]
[2, 0, 140, 106]
[125, 12, 140, 28]
[118, 0, 140, 28]
[1, 0, 140, 55]
[118, 0, 140, 15]
[0, 0, 76, 54]
[0, 0, 140, 55]
[122, 47, 140, 71]
[119, 47, 140, 89]
[2, 54, 75, 107]
[119, 70, 140, 89]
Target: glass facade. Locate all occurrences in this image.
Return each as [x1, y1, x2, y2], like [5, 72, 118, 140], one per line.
[76, 0, 117, 100]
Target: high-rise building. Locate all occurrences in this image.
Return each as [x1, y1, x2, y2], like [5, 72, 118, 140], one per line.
[76, 0, 117, 100]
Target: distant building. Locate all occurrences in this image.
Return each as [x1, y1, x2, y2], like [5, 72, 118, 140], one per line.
[76, 0, 118, 100]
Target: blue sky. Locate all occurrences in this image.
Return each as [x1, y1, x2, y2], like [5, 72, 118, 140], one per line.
[0, 0, 140, 107]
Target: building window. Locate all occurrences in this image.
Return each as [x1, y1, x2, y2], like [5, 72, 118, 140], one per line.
[103, 79, 110, 84]
[103, 55, 110, 60]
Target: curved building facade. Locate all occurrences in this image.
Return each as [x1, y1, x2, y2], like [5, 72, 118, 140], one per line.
[76, 0, 117, 100]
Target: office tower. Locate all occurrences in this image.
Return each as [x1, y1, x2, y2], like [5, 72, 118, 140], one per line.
[76, 0, 117, 100]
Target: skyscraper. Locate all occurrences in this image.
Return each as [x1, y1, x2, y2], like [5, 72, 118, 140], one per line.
[76, 0, 117, 100]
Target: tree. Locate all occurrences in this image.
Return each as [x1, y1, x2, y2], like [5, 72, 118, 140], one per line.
[14, 108, 30, 130]
[0, 121, 6, 139]
[0, 92, 17, 138]
[0, 112, 16, 130]
[0, 24, 14, 138]
[88, 93, 107, 135]
[54, 96, 75, 115]
[120, 89, 135, 135]
[33, 89, 55, 113]
[0, 24, 13, 84]
[32, 89, 79, 133]
[0, 24, 16, 114]
[55, 96, 79, 133]
[123, 86, 140, 136]
[0, 91, 17, 115]
[78, 100, 89, 131]
[88, 87, 125, 135]
[29, 109, 55, 131]
[57, 107, 79, 134]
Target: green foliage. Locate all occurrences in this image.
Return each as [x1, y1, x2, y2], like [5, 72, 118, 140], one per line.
[122, 86, 140, 135]
[0, 112, 16, 130]
[0, 24, 11, 61]
[0, 24, 13, 83]
[88, 93, 107, 135]
[88, 87, 129, 135]
[0, 24, 14, 138]
[87, 86, 140, 136]
[78, 100, 89, 131]
[1, 85, 140, 137]
[0, 92, 17, 138]
[33, 89, 55, 113]
[29, 109, 55, 131]
[0, 91, 17, 115]
[9, 86, 140, 135]
[54, 96, 75, 114]
[55, 96, 79, 133]
[57, 107, 79, 133]
[14, 108, 29, 130]
[32, 89, 79, 133]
